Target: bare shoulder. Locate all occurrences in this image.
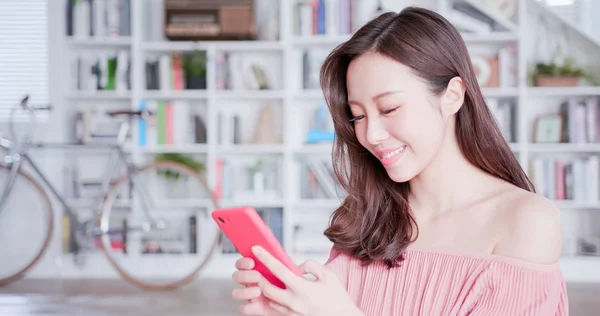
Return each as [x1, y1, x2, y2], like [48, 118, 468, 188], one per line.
[492, 188, 563, 264]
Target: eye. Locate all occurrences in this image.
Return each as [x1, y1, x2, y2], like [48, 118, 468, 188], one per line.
[349, 114, 365, 122]
[381, 106, 400, 115]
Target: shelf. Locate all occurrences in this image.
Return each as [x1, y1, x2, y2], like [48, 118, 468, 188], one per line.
[144, 199, 214, 209]
[528, 143, 600, 153]
[66, 198, 131, 209]
[67, 91, 132, 100]
[552, 200, 600, 209]
[292, 34, 351, 46]
[217, 144, 285, 154]
[294, 89, 325, 99]
[66, 198, 215, 210]
[481, 87, 519, 97]
[142, 90, 208, 100]
[527, 87, 600, 97]
[219, 198, 285, 208]
[139, 144, 209, 154]
[559, 255, 600, 283]
[295, 143, 334, 155]
[461, 32, 518, 43]
[142, 40, 283, 51]
[295, 199, 342, 209]
[65, 36, 132, 47]
[215, 90, 285, 100]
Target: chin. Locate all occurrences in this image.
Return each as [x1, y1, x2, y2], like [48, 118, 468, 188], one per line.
[385, 166, 417, 183]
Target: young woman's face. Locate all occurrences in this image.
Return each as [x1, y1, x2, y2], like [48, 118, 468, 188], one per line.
[346, 51, 448, 183]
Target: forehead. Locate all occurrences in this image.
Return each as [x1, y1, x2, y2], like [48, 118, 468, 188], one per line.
[346, 51, 418, 102]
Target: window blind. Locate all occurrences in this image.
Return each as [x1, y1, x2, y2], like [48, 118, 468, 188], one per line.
[0, 0, 48, 122]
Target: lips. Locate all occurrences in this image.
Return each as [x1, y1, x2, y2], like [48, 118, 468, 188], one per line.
[376, 145, 406, 167]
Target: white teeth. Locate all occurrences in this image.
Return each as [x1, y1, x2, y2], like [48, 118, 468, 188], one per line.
[382, 146, 405, 159]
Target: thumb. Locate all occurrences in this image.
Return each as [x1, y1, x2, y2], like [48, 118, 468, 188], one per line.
[299, 260, 328, 281]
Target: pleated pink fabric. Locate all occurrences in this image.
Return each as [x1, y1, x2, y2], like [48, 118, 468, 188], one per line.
[325, 245, 568, 316]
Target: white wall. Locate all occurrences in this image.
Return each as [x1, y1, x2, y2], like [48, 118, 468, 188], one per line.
[592, 0, 600, 41]
[2, 0, 70, 279]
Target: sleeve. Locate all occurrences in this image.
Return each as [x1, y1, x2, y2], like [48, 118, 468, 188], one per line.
[462, 263, 569, 316]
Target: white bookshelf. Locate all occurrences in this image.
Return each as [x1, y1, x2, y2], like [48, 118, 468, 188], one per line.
[65, 36, 132, 47]
[55, 0, 600, 282]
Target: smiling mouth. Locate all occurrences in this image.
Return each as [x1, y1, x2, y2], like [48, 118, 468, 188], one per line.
[380, 146, 406, 159]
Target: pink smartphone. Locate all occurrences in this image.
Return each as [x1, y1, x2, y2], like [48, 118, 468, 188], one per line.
[212, 206, 303, 289]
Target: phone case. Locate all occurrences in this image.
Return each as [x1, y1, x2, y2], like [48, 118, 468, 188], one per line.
[212, 206, 303, 289]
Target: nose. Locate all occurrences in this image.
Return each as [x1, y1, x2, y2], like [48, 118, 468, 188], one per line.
[365, 117, 389, 146]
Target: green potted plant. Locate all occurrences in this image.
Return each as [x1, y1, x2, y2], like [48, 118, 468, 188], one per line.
[154, 153, 205, 181]
[533, 57, 599, 87]
[154, 153, 205, 198]
[182, 50, 207, 90]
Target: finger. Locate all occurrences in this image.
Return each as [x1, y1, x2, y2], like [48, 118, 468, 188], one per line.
[251, 246, 298, 287]
[232, 269, 263, 285]
[299, 260, 328, 281]
[236, 257, 256, 270]
[268, 301, 293, 315]
[232, 286, 262, 301]
[237, 301, 265, 316]
[257, 276, 292, 308]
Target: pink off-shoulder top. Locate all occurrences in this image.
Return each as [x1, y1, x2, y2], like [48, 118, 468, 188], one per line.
[325, 245, 569, 316]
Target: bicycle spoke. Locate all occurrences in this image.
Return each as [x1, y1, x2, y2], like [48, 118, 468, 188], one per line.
[98, 160, 220, 290]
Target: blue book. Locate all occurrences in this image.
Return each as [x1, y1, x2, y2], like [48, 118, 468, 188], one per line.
[138, 100, 146, 146]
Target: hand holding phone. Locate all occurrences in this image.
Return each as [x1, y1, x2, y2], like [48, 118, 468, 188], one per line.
[212, 206, 303, 289]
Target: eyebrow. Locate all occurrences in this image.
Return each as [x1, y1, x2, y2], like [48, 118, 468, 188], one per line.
[348, 90, 404, 106]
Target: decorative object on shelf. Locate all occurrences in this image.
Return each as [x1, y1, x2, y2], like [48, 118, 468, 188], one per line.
[533, 57, 600, 87]
[164, 0, 257, 41]
[194, 115, 207, 144]
[534, 114, 563, 143]
[472, 54, 499, 88]
[182, 50, 207, 90]
[373, 0, 385, 17]
[481, 0, 517, 20]
[306, 104, 335, 144]
[247, 159, 265, 194]
[578, 236, 600, 256]
[251, 104, 281, 144]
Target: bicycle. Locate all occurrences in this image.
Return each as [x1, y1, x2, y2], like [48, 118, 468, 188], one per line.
[0, 96, 222, 290]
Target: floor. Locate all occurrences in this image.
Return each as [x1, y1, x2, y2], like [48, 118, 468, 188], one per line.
[0, 279, 598, 315]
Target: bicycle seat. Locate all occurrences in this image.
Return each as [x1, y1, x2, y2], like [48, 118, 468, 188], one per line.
[107, 110, 153, 119]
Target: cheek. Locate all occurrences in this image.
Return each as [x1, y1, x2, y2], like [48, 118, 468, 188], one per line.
[354, 123, 369, 148]
[393, 106, 445, 153]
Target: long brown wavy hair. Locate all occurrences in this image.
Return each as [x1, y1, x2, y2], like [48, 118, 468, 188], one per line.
[321, 7, 535, 268]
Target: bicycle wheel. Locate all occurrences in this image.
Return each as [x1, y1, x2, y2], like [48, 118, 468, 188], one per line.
[99, 160, 221, 290]
[0, 165, 54, 286]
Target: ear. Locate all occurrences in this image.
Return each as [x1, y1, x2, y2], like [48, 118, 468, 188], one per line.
[440, 76, 465, 119]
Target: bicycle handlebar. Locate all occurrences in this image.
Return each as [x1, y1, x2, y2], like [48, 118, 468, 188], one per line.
[7, 95, 53, 153]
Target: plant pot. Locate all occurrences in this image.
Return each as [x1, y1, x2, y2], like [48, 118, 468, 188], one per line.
[535, 75, 580, 87]
[186, 76, 206, 90]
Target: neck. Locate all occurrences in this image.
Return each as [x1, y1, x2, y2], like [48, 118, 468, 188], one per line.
[408, 124, 492, 216]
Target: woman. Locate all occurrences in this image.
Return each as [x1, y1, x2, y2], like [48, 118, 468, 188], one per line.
[231, 7, 569, 316]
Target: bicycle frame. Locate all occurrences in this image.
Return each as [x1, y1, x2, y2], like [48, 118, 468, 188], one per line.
[0, 122, 158, 252]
